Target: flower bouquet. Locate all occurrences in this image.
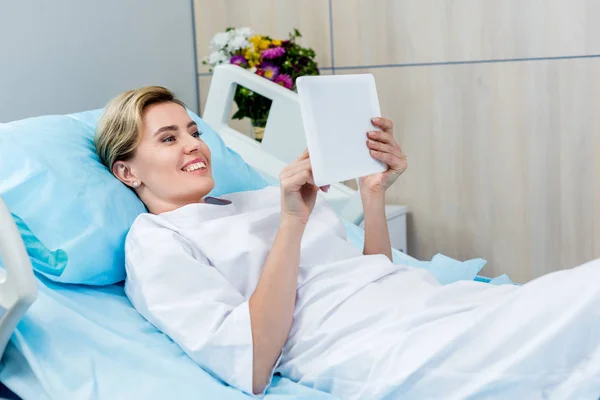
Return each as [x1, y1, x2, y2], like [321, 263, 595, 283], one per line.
[203, 27, 320, 141]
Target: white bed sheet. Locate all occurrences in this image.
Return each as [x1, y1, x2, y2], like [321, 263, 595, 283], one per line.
[0, 216, 506, 400]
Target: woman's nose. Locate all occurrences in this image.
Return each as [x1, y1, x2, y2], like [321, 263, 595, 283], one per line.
[183, 136, 201, 154]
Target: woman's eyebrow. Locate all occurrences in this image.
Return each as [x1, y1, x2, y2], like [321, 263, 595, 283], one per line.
[153, 121, 196, 137]
[153, 125, 178, 137]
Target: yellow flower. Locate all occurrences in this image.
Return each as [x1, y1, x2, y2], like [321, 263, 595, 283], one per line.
[272, 39, 282, 46]
[244, 46, 258, 57]
[249, 35, 262, 47]
[259, 40, 270, 50]
[243, 46, 261, 67]
[263, 69, 275, 79]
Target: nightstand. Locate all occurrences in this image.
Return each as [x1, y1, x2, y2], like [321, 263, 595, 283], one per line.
[359, 205, 408, 253]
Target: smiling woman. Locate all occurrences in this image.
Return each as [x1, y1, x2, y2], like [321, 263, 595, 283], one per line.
[95, 87, 215, 214]
[93, 86, 600, 399]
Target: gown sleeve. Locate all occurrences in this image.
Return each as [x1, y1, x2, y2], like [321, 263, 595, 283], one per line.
[123, 216, 277, 396]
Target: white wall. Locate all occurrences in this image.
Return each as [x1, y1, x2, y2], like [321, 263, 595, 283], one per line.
[0, 0, 198, 122]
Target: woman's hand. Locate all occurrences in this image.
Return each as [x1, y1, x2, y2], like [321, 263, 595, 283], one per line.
[279, 149, 329, 225]
[359, 117, 407, 197]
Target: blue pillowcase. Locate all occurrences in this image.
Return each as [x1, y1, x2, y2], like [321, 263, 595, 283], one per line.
[10, 212, 68, 277]
[0, 109, 268, 285]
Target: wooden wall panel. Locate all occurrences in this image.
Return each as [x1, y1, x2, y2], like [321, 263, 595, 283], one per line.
[331, 0, 600, 67]
[338, 59, 600, 282]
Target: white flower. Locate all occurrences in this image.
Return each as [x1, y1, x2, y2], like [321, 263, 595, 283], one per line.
[209, 32, 230, 51]
[236, 27, 253, 38]
[228, 35, 249, 51]
[248, 67, 257, 73]
[208, 50, 229, 66]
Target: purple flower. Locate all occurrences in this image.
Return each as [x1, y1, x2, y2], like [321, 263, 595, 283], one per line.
[261, 46, 286, 59]
[260, 63, 279, 81]
[274, 74, 293, 89]
[230, 55, 247, 66]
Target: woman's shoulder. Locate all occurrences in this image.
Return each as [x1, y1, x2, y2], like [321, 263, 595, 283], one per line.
[124, 212, 202, 264]
[129, 211, 170, 230]
[126, 212, 181, 246]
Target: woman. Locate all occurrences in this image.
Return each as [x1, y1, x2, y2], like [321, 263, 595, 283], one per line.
[95, 87, 599, 399]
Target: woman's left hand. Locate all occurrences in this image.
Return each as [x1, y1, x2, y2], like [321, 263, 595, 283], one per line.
[359, 117, 407, 196]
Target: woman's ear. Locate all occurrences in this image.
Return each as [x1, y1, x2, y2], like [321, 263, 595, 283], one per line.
[112, 161, 140, 189]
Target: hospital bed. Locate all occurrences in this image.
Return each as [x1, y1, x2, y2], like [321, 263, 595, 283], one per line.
[0, 64, 503, 399]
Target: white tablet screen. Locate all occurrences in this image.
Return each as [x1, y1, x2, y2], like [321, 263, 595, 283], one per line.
[297, 74, 387, 187]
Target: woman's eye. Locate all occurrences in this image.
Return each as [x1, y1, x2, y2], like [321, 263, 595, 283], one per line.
[162, 136, 175, 143]
[191, 131, 202, 139]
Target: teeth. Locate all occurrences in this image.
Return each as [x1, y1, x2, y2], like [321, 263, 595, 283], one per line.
[184, 162, 206, 172]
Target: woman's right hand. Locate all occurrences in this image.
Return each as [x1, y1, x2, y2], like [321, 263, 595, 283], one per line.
[279, 149, 329, 226]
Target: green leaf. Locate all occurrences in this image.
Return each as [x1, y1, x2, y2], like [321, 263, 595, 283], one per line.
[231, 109, 245, 120]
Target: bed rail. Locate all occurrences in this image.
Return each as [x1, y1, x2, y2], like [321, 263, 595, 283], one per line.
[203, 64, 364, 225]
[0, 196, 37, 358]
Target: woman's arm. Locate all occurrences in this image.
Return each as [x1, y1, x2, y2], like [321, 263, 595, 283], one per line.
[359, 117, 408, 260]
[361, 191, 392, 260]
[249, 149, 324, 394]
[249, 218, 305, 394]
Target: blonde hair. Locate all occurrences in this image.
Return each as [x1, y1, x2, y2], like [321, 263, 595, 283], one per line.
[94, 86, 186, 171]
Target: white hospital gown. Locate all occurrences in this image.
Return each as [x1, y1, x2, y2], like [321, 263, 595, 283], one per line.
[125, 186, 600, 399]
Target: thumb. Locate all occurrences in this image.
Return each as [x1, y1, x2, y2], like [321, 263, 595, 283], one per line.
[298, 148, 310, 160]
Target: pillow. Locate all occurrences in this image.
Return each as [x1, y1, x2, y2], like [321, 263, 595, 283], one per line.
[0, 108, 269, 285]
[10, 212, 68, 277]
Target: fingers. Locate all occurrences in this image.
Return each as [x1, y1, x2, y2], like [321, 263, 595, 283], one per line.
[280, 158, 311, 179]
[371, 117, 393, 132]
[296, 170, 315, 187]
[280, 158, 330, 192]
[297, 148, 310, 160]
[369, 117, 396, 148]
[280, 158, 316, 187]
[370, 149, 407, 173]
[281, 149, 311, 178]
[281, 148, 329, 192]
[281, 169, 316, 190]
[366, 139, 402, 158]
[366, 126, 405, 170]
[367, 129, 396, 146]
[369, 150, 397, 166]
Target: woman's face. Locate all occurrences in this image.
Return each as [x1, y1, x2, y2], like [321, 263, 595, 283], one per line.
[115, 101, 214, 214]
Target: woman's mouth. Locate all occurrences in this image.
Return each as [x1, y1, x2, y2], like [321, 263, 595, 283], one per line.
[182, 161, 208, 173]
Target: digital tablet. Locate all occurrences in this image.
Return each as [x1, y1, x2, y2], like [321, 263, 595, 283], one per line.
[297, 73, 387, 187]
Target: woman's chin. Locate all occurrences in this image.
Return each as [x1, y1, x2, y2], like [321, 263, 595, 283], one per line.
[175, 173, 215, 200]
[191, 176, 215, 195]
